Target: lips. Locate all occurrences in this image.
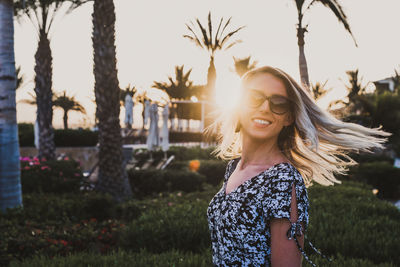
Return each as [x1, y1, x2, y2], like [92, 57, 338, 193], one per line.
[252, 118, 271, 126]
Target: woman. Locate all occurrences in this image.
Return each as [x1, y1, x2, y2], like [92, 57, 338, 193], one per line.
[206, 66, 389, 266]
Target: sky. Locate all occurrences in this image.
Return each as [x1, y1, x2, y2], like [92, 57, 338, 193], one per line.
[14, 0, 400, 129]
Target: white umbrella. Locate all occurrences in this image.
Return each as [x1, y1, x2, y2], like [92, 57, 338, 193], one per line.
[161, 104, 170, 152]
[124, 94, 134, 128]
[34, 118, 39, 149]
[143, 99, 150, 128]
[146, 103, 159, 151]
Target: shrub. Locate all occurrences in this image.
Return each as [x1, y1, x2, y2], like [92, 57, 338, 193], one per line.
[127, 169, 205, 197]
[10, 249, 212, 267]
[18, 126, 98, 147]
[347, 152, 394, 164]
[54, 129, 98, 147]
[18, 123, 34, 146]
[0, 192, 140, 224]
[0, 217, 125, 266]
[20, 157, 83, 194]
[197, 160, 227, 186]
[307, 181, 400, 266]
[119, 202, 210, 253]
[346, 161, 400, 199]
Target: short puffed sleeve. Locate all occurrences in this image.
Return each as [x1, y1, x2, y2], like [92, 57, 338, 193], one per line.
[262, 164, 309, 230]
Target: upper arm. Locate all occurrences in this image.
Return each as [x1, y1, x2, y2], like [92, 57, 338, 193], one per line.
[270, 184, 304, 267]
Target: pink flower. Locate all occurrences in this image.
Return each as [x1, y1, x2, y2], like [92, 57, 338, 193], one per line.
[41, 166, 50, 170]
[64, 156, 69, 161]
[168, 202, 173, 206]
[24, 166, 30, 170]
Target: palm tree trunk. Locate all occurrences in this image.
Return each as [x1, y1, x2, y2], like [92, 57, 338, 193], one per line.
[0, 0, 23, 212]
[34, 29, 56, 160]
[297, 26, 310, 91]
[63, 110, 68, 129]
[206, 56, 216, 100]
[92, 0, 132, 201]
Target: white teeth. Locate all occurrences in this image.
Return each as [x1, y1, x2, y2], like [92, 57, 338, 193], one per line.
[253, 119, 271, 125]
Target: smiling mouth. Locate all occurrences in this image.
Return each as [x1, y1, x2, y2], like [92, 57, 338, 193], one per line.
[252, 118, 271, 125]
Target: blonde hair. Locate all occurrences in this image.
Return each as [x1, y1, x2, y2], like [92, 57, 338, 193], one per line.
[207, 66, 390, 186]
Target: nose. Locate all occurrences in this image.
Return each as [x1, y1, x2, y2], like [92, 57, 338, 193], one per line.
[259, 99, 271, 113]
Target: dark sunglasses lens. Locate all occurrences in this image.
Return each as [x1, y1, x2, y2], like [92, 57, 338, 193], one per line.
[269, 95, 290, 114]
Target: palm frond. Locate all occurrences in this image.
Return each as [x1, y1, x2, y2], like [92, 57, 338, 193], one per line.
[214, 17, 224, 48]
[183, 24, 204, 49]
[224, 40, 242, 51]
[314, 0, 357, 46]
[196, 18, 211, 50]
[219, 26, 245, 49]
[217, 16, 232, 44]
[207, 11, 213, 48]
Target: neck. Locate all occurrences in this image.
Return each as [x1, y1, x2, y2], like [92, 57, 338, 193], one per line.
[239, 134, 286, 169]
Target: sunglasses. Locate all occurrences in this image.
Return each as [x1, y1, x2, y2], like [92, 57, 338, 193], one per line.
[244, 89, 292, 115]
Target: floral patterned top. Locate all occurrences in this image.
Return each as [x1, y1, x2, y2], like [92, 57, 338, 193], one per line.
[207, 158, 310, 266]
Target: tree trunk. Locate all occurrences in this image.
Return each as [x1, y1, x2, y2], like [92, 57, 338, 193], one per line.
[63, 110, 68, 129]
[206, 56, 216, 101]
[0, 0, 23, 212]
[34, 29, 56, 160]
[297, 26, 310, 91]
[92, 0, 132, 201]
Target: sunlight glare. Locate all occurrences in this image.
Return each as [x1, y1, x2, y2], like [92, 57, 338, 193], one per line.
[215, 74, 242, 111]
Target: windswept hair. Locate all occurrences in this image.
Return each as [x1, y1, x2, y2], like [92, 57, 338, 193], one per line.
[207, 66, 390, 186]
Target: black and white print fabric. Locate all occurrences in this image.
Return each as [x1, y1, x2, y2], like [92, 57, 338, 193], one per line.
[207, 158, 309, 266]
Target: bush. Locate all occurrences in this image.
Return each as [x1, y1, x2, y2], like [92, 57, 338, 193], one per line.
[20, 157, 83, 194]
[346, 161, 400, 199]
[18, 126, 98, 147]
[0, 217, 125, 265]
[307, 181, 400, 266]
[348, 152, 394, 164]
[0, 192, 142, 266]
[119, 202, 210, 253]
[167, 159, 227, 186]
[10, 249, 212, 267]
[197, 160, 227, 186]
[54, 129, 98, 147]
[0, 192, 141, 224]
[127, 169, 205, 197]
[18, 123, 34, 146]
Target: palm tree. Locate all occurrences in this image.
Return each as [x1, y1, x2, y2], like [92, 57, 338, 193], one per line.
[92, 0, 132, 201]
[153, 65, 196, 130]
[291, 0, 357, 89]
[53, 91, 86, 129]
[183, 12, 245, 101]
[14, 0, 81, 160]
[330, 69, 373, 117]
[311, 80, 331, 100]
[233, 56, 257, 77]
[0, 0, 23, 212]
[152, 65, 194, 100]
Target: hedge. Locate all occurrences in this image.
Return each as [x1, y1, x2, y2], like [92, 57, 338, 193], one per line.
[127, 169, 205, 197]
[18, 124, 98, 147]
